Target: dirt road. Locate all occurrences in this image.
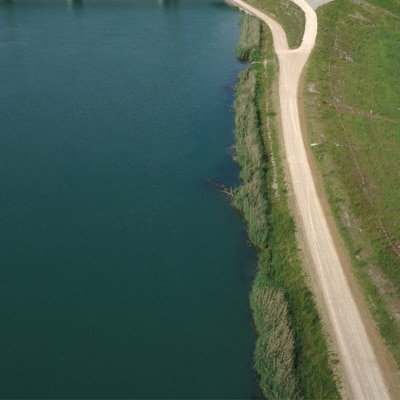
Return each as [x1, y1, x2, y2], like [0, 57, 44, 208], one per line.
[229, 0, 393, 398]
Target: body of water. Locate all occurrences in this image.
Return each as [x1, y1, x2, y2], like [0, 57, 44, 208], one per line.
[0, 0, 259, 397]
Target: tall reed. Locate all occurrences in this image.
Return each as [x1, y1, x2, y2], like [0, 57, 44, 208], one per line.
[233, 15, 340, 399]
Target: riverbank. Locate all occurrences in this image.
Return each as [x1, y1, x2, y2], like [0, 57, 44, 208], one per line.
[232, 14, 339, 398]
[231, 0, 399, 397]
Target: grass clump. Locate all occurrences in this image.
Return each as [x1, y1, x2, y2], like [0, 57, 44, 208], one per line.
[251, 286, 298, 399]
[236, 15, 262, 61]
[305, 0, 400, 365]
[234, 67, 269, 249]
[234, 18, 340, 399]
[234, 16, 268, 249]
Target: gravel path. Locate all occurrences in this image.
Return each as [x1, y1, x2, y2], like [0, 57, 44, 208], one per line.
[229, 0, 393, 398]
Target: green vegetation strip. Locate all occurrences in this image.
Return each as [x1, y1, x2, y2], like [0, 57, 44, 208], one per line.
[305, 0, 400, 364]
[233, 15, 339, 399]
[243, 0, 305, 49]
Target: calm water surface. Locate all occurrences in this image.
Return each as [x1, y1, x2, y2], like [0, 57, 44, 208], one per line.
[0, 0, 259, 397]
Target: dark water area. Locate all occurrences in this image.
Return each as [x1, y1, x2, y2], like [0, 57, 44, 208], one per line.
[0, 0, 260, 398]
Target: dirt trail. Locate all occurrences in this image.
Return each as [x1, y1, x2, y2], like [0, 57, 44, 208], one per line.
[229, 0, 394, 398]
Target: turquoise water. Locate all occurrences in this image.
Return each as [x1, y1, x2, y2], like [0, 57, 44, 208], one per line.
[0, 0, 259, 398]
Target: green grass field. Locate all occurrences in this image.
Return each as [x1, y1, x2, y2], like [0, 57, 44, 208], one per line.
[305, 0, 400, 364]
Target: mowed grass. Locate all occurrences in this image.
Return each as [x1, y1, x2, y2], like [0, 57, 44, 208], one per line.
[234, 16, 339, 399]
[305, 0, 400, 363]
[244, 0, 305, 48]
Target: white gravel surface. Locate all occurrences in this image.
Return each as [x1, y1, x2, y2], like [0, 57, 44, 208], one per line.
[305, 0, 333, 10]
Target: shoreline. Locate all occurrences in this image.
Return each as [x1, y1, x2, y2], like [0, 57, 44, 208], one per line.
[231, 11, 339, 399]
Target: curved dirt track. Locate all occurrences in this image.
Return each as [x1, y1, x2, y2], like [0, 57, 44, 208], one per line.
[229, 0, 393, 398]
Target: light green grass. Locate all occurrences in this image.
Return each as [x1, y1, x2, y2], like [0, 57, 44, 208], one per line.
[305, 0, 400, 364]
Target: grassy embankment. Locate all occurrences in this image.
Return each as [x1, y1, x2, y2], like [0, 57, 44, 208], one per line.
[234, 15, 339, 399]
[305, 0, 400, 365]
[244, 0, 305, 48]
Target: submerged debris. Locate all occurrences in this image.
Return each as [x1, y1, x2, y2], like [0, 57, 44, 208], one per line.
[207, 179, 235, 198]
